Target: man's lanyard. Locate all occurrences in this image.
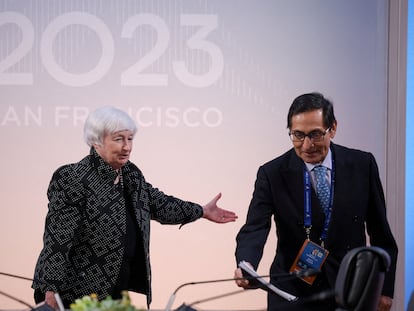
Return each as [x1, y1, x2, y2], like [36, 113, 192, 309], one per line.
[303, 160, 335, 247]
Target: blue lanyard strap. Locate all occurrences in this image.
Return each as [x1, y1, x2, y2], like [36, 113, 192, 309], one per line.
[303, 170, 312, 238]
[303, 162, 335, 244]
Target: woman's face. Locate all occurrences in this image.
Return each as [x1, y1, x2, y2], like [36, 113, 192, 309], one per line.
[94, 130, 134, 169]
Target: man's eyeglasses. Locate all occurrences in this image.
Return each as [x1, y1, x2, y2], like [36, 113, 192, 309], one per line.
[289, 128, 331, 142]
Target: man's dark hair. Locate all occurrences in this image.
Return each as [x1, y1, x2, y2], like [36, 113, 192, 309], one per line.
[287, 92, 336, 129]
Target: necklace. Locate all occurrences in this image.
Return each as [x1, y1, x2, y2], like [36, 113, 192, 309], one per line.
[114, 168, 123, 189]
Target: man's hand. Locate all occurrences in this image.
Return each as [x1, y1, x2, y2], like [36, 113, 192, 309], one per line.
[234, 266, 251, 289]
[377, 295, 392, 311]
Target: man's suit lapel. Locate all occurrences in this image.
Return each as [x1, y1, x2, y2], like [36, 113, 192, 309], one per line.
[326, 143, 356, 248]
[283, 151, 304, 205]
[330, 144, 350, 224]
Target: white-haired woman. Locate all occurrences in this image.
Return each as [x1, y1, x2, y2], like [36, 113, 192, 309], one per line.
[32, 106, 237, 309]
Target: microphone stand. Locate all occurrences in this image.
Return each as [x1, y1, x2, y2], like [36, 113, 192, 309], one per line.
[0, 272, 33, 282]
[0, 271, 63, 311]
[164, 275, 268, 311]
[0, 271, 35, 309]
[186, 289, 246, 307]
[164, 269, 320, 311]
[0, 289, 35, 310]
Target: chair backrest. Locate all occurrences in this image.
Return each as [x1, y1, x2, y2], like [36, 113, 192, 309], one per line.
[335, 246, 391, 311]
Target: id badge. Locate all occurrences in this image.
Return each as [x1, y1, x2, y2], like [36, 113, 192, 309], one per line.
[289, 240, 329, 285]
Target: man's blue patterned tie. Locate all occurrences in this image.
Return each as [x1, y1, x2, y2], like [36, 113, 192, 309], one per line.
[313, 165, 330, 215]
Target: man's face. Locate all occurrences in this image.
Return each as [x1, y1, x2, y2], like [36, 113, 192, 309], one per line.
[289, 109, 336, 164]
[94, 130, 134, 169]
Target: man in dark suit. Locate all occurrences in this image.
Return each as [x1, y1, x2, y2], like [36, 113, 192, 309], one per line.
[234, 92, 398, 311]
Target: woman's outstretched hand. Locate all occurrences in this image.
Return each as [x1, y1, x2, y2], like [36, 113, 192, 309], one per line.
[202, 193, 238, 223]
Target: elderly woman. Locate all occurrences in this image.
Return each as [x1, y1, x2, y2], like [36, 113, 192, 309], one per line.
[32, 106, 237, 309]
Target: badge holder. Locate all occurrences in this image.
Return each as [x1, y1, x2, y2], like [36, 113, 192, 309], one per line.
[289, 239, 329, 285]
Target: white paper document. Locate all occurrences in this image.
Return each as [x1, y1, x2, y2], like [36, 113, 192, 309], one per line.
[238, 260, 298, 301]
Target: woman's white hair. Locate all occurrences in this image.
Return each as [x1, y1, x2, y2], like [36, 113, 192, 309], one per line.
[84, 106, 137, 146]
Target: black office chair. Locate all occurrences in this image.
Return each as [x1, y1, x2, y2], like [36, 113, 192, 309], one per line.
[334, 246, 391, 311]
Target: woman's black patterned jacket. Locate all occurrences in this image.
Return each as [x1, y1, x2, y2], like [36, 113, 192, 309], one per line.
[32, 148, 203, 306]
